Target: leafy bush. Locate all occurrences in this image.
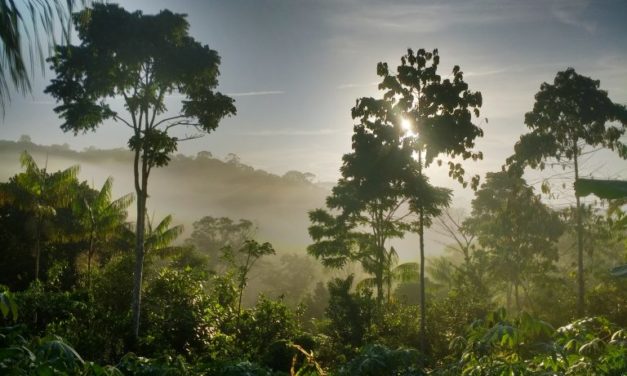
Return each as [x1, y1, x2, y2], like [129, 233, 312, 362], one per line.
[444, 309, 627, 376]
[142, 267, 214, 357]
[336, 344, 426, 376]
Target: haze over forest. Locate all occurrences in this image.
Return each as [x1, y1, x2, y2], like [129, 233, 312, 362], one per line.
[0, 138, 458, 260]
[0, 1, 626, 374]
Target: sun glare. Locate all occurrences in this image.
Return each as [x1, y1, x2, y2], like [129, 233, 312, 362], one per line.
[401, 117, 416, 138]
[401, 118, 411, 131]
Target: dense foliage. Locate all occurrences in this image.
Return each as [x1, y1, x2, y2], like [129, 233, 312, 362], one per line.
[1, 3, 626, 375]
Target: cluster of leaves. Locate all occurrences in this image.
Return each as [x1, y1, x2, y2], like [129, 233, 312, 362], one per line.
[442, 309, 627, 375]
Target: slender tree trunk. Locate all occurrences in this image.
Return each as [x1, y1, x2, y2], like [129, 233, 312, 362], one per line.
[419, 204, 426, 353]
[237, 283, 244, 318]
[378, 277, 383, 304]
[373, 230, 385, 305]
[87, 230, 94, 291]
[235, 280, 245, 338]
[131, 149, 148, 341]
[416, 151, 427, 354]
[35, 221, 41, 281]
[573, 146, 585, 317]
[514, 283, 520, 312]
[418, 171, 426, 350]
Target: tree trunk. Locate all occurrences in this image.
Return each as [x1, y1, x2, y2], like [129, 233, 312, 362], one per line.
[131, 149, 148, 341]
[387, 278, 392, 305]
[417, 152, 427, 354]
[34, 221, 41, 281]
[573, 146, 585, 317]
[87, 230, 94, 291]
[514, 283, 520, 312]
[378, 276, 383, 304]
[419, 204, 426, 353]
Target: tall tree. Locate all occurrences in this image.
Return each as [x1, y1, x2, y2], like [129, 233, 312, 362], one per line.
[465, 171, 564, 312]
[308, 100, 447, 304]
[371, 48, 484, 350]
[507, 68, 627, 315]
[45, 3, 236, 339]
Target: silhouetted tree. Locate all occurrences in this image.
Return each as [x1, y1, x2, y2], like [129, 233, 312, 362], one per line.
[362, 48, 484, 351]
[465, 171, 564, 312]
[45, 3, 236, 339]
[309, 73, 450, 306]
[507, 68, 627, 316]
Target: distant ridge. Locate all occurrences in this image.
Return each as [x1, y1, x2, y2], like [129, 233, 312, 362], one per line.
[0, 139, 329, 253]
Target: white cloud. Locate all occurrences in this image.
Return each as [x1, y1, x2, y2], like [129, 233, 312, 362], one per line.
[330, 0, 543, 35]
[550, 0, 596, 33]
[336, 81, 379, 90]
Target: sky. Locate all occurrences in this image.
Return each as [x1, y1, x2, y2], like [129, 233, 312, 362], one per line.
[2, 0, 627, 209]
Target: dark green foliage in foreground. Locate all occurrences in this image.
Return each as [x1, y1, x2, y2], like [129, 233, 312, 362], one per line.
[2, 291, 626, 375]
[336, 345, 426, 376]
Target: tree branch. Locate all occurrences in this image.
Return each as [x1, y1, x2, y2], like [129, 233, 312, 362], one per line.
[153, 115, 187, 128]
[112, 114, 135, 130]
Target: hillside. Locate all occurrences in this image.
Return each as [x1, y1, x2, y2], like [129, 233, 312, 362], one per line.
[0, 139, 329, 253]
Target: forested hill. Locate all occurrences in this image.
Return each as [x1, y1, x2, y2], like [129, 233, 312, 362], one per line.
[0, 138, 329, 252]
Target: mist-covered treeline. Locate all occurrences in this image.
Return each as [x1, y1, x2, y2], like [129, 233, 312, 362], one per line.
[1, 2, 626, 375]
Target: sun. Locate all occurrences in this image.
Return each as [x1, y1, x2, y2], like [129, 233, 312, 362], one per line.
[401, 118, 416, 137]
[401, 118, 411, 132]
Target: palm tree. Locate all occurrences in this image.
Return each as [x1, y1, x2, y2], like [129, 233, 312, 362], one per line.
[357, 246, 419, 304]
[426, 256, 456, 298]
[74, 177, 133, 289]
[0, 151, 78, 280]
[0, 0, 82, 113]
[144, 213, 184, 259]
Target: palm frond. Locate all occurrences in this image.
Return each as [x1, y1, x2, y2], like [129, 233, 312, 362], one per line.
[109, 192, 134, 212]
[145, 214, 184, 253]
[392, 262, 419, 283]
[356, 277, 377, 292]
[94, 177, 114, 207]
[1, 0, 84, 113]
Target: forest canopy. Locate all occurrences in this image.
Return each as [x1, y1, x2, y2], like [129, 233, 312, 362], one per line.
[0, 1, 626, 375]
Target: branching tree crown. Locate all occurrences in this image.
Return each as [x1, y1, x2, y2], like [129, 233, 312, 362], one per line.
[508, 68, 627, 171]
[45, 3, 236, 339]
[46, 3, 236, 168]
[373, 48, 484, 188]
[465, 171, 564, 311]
[506, 67, 627, 316]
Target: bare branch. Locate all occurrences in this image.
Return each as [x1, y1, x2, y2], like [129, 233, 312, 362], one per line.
[112, 114, 135, 130]
[178, 134, 205, 142]
[153, 115, 187, 128]
[165, 121, 201, 131]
